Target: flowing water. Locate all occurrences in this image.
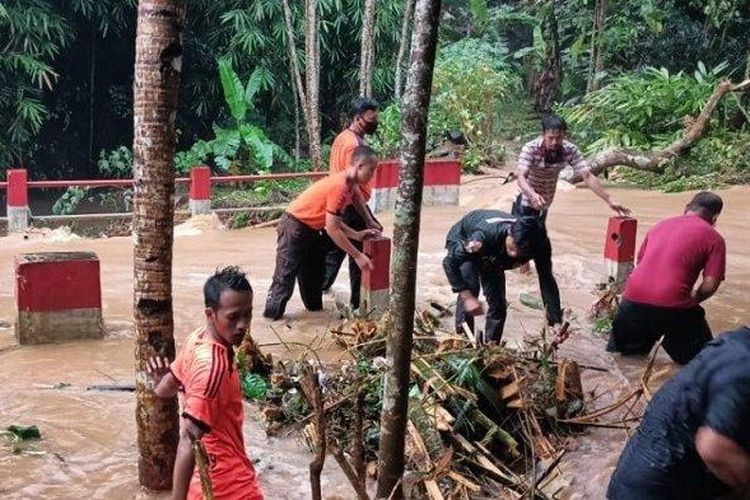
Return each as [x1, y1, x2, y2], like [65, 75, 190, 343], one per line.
[1, 178, 747, 499]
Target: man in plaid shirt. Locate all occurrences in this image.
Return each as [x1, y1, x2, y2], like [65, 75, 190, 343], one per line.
[513, 114, 630, 334]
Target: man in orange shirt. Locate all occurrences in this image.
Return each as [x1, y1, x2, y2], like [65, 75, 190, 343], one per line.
[263, 145, 381, 320]
[147, 266, 263, 500]
[321, 98, 383, 310]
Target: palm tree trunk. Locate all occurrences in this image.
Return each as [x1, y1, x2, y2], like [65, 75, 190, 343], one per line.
[359, 0, 377, 98]
[132, 0, 185, 490]
[375, 0, 442, 498]
[394, 0, 415, 100]
[304, 0, 322, 170]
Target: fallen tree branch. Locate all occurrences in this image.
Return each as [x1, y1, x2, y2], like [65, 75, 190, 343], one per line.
[248, 217, 280, 230]
[299, 366, 326, 500]
[562, 78, 750, 183]
[330, 443, 370, 500]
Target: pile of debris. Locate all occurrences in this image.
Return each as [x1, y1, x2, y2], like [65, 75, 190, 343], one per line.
[258, 305, 616, 499]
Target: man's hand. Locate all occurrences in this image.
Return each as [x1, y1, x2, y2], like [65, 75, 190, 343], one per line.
[368, 217, 384, 232]
[459, 291, 484, 316]
[527, 191, 547, 210]
[147, 356, 171, 388]
[552, 323, 570, 344]
[608, 199, 631, 217]
[464, 240, 483, 253]
[354, 252, 374, 272]
[354, 228, 381, 242]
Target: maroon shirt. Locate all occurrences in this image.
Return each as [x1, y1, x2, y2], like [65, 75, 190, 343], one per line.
[623, 214, 726, 309]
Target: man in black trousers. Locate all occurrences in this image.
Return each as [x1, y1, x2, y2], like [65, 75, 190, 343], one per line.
[443, 210, 543, 344]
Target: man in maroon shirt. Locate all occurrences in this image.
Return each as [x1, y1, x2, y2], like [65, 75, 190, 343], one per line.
[607, 192, 726, 364]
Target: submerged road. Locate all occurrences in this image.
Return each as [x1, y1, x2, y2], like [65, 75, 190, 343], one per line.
[0, 177, 747, 499]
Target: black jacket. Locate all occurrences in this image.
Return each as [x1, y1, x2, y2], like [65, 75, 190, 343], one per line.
[443, 210, 530, 292]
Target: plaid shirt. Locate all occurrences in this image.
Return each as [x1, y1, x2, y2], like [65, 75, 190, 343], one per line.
[517, 137, 590, 207]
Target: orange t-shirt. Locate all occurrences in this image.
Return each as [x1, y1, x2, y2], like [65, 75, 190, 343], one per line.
[286, 171, 353, 230]
[329, 129, 372, 201]
[171, 328, 263, 500]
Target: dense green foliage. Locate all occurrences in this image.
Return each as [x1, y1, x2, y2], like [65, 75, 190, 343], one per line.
[373, 38, 522, 172]
[561, 63, 731, 153]
[1, 0, 749, 193]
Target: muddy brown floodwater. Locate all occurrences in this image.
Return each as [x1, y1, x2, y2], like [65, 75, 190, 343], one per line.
[0, 178, 747, 499]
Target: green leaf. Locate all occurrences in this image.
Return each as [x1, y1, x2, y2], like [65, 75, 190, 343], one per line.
[513, 47, 536, 60]
[570, 32, 587, 60]
[241, 373, 268, 401]
[532, 25, 546, 56]
[7, 425, 41, 441]
[218, 58, 246, 124]
[519, 293, 543, 311]
[469, 0, 489, 26]
[244, 67, 275, 109]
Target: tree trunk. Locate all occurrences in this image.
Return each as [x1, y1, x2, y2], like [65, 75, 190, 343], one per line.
[88, 28, 96, 177]
[561, 78, 750, 183]
[132, 0, 185, 490]
[360, 0, 377, 98]
[532, 0, 561, 113]
[305, 0, 322, 171]
[375, 0, 442, 498]
[586, 0, 607, 93]
[394, 0, 415, 100]
[281, 0, 312, 163]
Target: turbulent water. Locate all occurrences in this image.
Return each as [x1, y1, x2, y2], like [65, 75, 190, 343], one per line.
[1, 179, 747, 499]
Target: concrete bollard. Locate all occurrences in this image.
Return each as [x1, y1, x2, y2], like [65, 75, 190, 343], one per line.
[7, 169, 28, 232]
[423, 159, 461, 207]
[360, 236, 391, 318]
[189, 166, 212, 216]
[603, 217, 637, 289]
[368, 160, 399, 214]
[15, 252, 104, 345]
[367, 159, 462, 214]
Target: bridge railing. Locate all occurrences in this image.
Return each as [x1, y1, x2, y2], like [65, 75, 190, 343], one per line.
[0, 166, 327, 231]
[1, 159, 463, 232]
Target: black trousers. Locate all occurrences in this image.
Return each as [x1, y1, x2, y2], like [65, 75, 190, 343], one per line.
[607, 298, 713, 365]
[511, 195, 563, 325]
[321, 205, 365, 309]
[263, 213, 333, 320]
[454, 260, 508, 343]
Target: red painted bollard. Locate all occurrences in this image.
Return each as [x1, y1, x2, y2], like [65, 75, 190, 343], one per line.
[360, 236, 391, 318]
[189, 165, 212, 216]
[7, 169, 28, 232]
[15, 252, 104, 344]
[368, 160, 399, 214]
[367, 159, 462, 214]
[423, 158, 461, 208]
[603, 217, 637, 288]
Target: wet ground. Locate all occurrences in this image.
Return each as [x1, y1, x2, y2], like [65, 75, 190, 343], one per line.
[0, 177, 747, 499]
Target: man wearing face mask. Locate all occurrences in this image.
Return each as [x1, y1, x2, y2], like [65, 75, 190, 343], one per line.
[607, 192, 726, 364]
[514, 114, 631, 335]
[322, 97, 383, 310]
[443, 210, 543, 344]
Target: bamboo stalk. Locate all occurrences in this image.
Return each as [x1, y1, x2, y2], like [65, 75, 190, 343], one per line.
[193, 439, 215, 500]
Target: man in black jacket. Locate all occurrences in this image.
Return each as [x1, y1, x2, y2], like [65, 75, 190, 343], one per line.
[608, 327, 750, 500]
[443, 210, 543, 344]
